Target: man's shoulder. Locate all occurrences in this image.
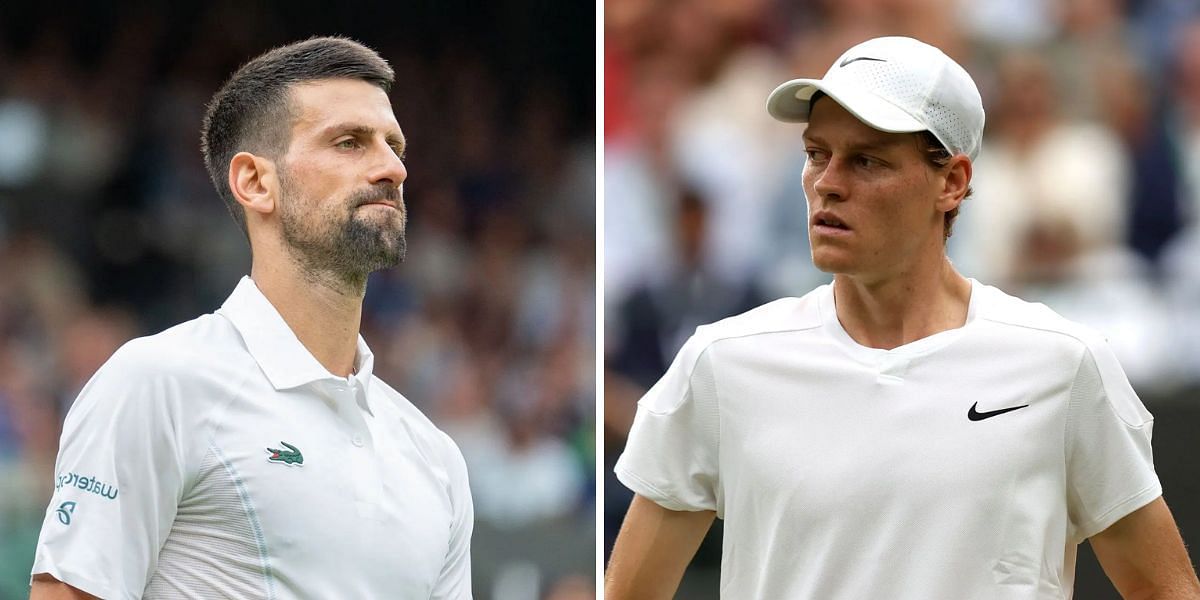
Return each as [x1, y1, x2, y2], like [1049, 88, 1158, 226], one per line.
[973, 281, 1108, 355]
[101, 311, 248, 382]
[664, 289, 826, 377]
[368, 377, 464, 461]
[695, 288, 825, 347]
[64, 312, 249, 436]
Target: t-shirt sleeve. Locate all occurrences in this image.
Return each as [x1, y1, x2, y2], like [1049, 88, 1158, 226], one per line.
[614, 328, 721, 513]
[430, 433, 474, 600]
[1065, 338, 1161, 542]
[31, 341, 189, 600]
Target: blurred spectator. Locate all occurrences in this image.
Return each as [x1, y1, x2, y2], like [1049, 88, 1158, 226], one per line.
[1171, 17, 1200, 225]
[1044, 0, 1132, 121]
[960, 0, 1054, 47]
[604, 52, 691, 308]
[1162, 16, 1200, 388]
[610, 187, 765, 386]
[954, 51, 1129, 285]
[667, 28, 793, 292]
[604, 184, 765, 560]
[1098, 50, 1186, 263]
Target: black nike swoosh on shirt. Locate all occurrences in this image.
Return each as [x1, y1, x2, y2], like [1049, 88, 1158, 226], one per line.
[839, 56, 887, 67]
[968, 401, 1029, 421]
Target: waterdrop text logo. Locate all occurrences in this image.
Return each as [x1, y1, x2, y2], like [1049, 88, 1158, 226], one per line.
[55, 472, 119, 500]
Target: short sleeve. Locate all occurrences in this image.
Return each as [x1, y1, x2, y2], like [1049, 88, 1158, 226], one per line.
[1065, 339, 1161, 542]
[31, 341, 189, 600]
[615, 329, 721, 513]
[430, 434, 474, 600]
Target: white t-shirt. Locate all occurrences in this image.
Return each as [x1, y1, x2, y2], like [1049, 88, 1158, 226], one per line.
[33, 277, 473, 600]
[615, 279, 1160, 600]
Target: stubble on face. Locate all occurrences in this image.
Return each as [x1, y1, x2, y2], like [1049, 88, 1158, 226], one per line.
[278, 165, 407, 292]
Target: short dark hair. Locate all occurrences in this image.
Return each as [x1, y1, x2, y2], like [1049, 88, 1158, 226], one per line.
[915, 130, 972, 241]
[200, 36, 394, 237]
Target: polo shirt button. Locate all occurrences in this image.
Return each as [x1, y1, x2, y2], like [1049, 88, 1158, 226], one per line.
[352, 435, 365, 447]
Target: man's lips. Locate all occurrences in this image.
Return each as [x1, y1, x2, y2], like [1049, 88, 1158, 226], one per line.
[811, 210, 850, 233]
[351, 184, 403, 211]
[358, 200, 399, 210]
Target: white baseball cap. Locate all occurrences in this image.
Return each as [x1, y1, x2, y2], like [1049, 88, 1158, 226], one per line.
[767, 36, 985, 161]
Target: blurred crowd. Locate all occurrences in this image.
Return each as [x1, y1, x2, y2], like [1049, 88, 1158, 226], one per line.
[603, 0, 1200, 570]
[0, 1, 595, 599]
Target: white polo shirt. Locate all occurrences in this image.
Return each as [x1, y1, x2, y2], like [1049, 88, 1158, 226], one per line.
[616, 279, 1160, 600]
[33, 277, 473, 600]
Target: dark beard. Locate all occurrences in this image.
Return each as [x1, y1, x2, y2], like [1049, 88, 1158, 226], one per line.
[280, 182, 407, 287]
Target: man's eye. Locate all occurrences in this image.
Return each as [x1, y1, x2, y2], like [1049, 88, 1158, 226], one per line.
[855, 155, 881, 168]
[805, 149, 828, 162]
[337, 139, 360, 149]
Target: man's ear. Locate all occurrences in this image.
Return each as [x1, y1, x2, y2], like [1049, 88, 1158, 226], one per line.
[936, 154, 972, 214]
[228, 152, 279, 218]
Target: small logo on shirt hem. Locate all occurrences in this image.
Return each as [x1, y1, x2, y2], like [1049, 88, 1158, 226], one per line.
[267, 442, 304, 466]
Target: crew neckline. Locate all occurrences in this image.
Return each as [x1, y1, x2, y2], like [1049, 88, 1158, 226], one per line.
[818, 278, 982, 366]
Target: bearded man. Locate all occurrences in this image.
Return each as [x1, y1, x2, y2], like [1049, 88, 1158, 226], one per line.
[30, 37, 473, 600]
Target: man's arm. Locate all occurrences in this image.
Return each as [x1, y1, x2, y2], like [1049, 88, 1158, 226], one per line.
[1090, 497, 1200, 599]
[605, 494, 716, 600]
[29, 574, 98, 600]
[430, 435, 474, 600]
[29, 340, 189, 599]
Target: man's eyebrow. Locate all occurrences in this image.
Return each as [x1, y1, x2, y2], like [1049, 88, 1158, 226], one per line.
[802, 130, 906, 152]
[322, 123, 406, 146]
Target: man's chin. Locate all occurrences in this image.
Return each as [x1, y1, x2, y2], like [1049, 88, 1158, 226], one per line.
[346, 219, 405, 263]
[292, 236, 406, 281]
[367, 236, 407, 270]
[355, 246, 404, 274]
[810, 250, 852, 275]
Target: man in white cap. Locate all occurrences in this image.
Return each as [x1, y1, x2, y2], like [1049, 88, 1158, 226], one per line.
[607, 36, 1200, 599]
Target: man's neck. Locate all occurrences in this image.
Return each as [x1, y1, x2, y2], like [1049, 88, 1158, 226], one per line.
[249, 260, 364, 378]
[832, 257, 972, 351]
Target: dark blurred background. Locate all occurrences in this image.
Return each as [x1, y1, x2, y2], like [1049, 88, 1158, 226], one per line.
[0, 2, 596, 599]
[603, 0, 1200, 597]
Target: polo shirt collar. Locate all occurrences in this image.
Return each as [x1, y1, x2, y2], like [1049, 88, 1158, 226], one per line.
[217, 276, 376, 391]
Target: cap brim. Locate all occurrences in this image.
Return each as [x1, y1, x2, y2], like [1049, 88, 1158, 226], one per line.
[766, 78, 926, 133]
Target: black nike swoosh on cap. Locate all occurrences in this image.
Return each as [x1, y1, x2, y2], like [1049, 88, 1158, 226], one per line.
[968, 401, 1029, 421]
[839, 56, 887, 68]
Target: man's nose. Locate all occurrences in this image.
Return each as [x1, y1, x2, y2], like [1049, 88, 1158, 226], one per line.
[369, 145, 407, 188]
[812, 158, 847, 201]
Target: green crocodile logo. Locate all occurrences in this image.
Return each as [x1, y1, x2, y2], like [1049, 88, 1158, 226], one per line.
[266, 442, 303, 466]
